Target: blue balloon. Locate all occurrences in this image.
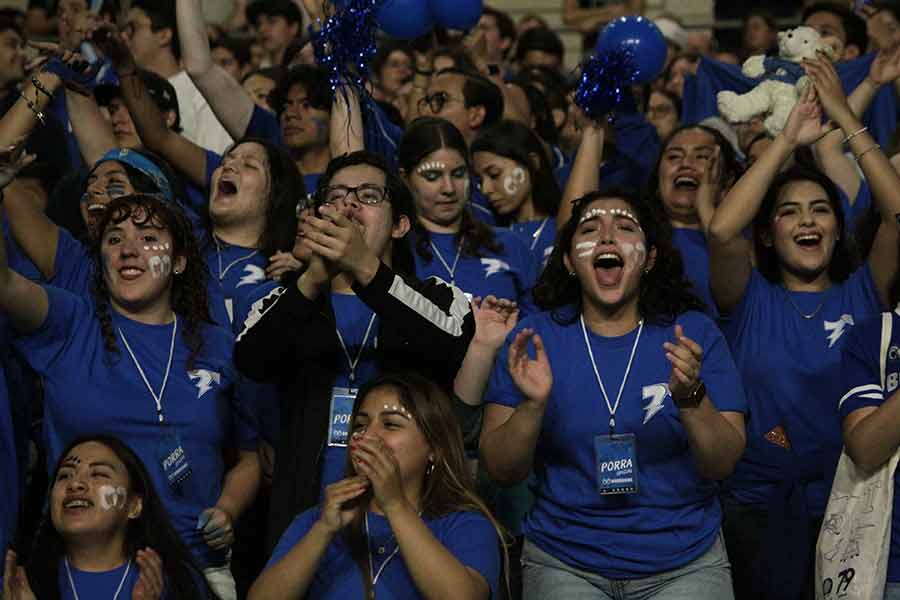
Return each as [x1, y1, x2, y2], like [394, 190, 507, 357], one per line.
[429, 0, 482, 30]
[376, 0, 433, 40]
[596, 16, 666, 84]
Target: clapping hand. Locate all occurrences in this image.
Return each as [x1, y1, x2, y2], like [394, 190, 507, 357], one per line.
[664, 324, 704, 402]
[507, 328, 553, 406]
[472, 295, 519, 351]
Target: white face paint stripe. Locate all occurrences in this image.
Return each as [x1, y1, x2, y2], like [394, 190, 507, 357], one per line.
[148, 255, 172, 279]
[575, 240, 597, 259]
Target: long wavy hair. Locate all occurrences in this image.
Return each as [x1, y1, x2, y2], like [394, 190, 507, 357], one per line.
[89, 194, 211, 369]
[212, 137, 302, 258]
[342, 372, 509, 600]
[752, 165, 859, 284]
[397, 117, 502, 261]
[470, 119, 561, 221]
[535, 188, 706, 325]
[25, 435, 213, 600]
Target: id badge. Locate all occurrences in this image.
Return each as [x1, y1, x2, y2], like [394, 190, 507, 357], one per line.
[594, 433, 638, 495]
[328, 387, 357, 447]
[157, 432, 192, 491]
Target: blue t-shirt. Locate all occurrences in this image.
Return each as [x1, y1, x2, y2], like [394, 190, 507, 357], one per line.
[723, 267, 883, 515]
[486, 308, 746, 578]
[320, 293, 381, 492]
[58, 560, 141, 600]
[14, 286, 252, 569]
[510, 217, 556, 271]
[268, 508, 501, 599]
[838, 309, 900, 582]
[50, 227, 93, 297]
[411, 229, 538, 315]
[671, 228, 718, 319]
[204, 237, 269, 328]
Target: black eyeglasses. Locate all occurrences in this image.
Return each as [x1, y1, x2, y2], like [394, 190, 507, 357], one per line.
[320, 184, 388, 206]
[417, 91, 463, 115]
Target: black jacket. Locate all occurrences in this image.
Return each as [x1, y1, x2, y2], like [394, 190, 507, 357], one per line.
[234, 262, 474, 547]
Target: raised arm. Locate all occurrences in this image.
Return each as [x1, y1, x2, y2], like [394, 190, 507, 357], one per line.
[92, 26, 209, 189]
[0, 178, 49, 333]
[479, 329, 552, 486]
[330, 85, 364, 157]
[66, 88, 116, 165]
[806, 55, 900, 307]
[177, 0, 255, 139]
[453, 296, 518, 406]
[707, 85, 828, 313]
[0, 65, 62, 147]
[557, 123, 604, 229]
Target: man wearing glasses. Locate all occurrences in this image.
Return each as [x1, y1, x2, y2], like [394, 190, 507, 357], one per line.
[419, 67, 504, 145]
[234, 151, 475, 549]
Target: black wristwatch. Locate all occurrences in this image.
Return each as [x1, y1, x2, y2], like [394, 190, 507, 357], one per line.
[674, 380, 706, 409]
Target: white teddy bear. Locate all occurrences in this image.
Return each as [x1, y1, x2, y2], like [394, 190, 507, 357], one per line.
[717, 26, 838, 135]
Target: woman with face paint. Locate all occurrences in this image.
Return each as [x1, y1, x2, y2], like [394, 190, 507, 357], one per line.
[3, 435, 213, 599]
[3, 146, 186, 297]
[0, 195, 259, 600]
[398, 117, 540, 315]
[706, 65, 900, 600]
[472, 120, 562, 270]
[249, 372, 504, 600]
[481, 190, 747, 599]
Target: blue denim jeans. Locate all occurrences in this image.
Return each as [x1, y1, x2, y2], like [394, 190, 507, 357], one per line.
[521, 531, 734, 600]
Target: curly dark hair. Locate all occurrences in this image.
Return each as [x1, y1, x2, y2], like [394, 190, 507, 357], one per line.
[89, 194, 211, 370]
[397, 117, 503, 261]
[752, 165, 860, 285]
[534, 188, 706, 325]
[24, 435, 213, 600]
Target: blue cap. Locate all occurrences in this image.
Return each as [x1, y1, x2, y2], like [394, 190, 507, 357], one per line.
[90, 148, 174, 203]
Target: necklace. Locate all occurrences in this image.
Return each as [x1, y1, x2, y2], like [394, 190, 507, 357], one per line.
[429, 237, 463, 284]
[526, 217, 549, 251]
[784, 287, 828, 320]
[64, 557, 132, 600]
[580, 315, 644, 433]
[214, 237, 259, 281]
[117, 314, 178, 423]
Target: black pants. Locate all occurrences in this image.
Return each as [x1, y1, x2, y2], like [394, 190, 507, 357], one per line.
[722, 497, 822, 600]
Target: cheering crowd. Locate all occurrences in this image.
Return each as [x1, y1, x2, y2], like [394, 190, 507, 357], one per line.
[2, 0, 900, 598]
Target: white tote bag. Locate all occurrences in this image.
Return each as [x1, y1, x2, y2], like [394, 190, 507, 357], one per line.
[816, 313, 900, 600]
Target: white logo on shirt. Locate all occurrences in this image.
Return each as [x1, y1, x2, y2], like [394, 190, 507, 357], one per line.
[890, 346, 900, 360]
[642, 383, 670, 424]
[188, 369, 221, 398]
[237, 264, 266, 287]
[824, 314, 855, 349]
[481, 258, 511, 278]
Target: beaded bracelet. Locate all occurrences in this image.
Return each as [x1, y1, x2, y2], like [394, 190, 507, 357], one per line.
[30, 75, 53, 99]
[24, 97, 45, 126]
[842, 126, 868, 144]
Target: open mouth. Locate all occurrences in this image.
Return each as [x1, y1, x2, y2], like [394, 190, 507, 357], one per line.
[795, 232, 822, 248]
[87, 203, 107, 216]
[593, 252, 625, 286]
[63, 498, 93, 510]
[674, 175, 700, 191]
[217, 179, 238, 196]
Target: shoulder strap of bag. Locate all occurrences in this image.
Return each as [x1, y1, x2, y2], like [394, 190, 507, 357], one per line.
[881, 312, 892, 391]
